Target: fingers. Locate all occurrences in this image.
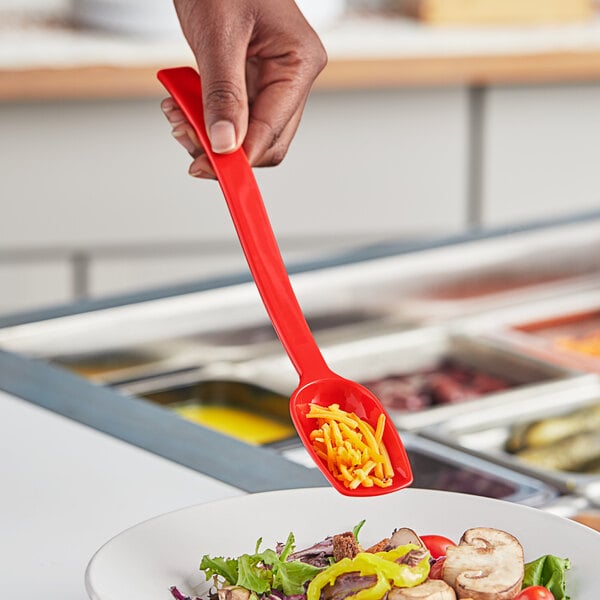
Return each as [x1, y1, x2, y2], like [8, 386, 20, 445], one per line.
[160, 97, 185, 126]
[244, 99, 305, 168]
[162, 96, 215, 178]
[241, 10, 327, 166]
[242, 63, 326, 166]
[161, 97, 200, 155]
[188, 154, 215, 179]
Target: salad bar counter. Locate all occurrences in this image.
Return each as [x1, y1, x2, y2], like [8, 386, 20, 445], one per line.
[3, 212, 600, 515]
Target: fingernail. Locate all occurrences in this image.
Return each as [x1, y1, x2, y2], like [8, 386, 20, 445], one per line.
[189, 168, 212, 179]
[209, 121, 237, 153]
[161, 99, 175, 113]
[172, 129, 198, 155]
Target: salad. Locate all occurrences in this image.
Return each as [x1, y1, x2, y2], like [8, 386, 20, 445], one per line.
[169, 523, 570, 600]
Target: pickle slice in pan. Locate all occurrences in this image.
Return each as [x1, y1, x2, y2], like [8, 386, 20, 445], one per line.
[505, 402, 600, 452]
[580, 455, 600, 474]
[515, 430, 600, 472]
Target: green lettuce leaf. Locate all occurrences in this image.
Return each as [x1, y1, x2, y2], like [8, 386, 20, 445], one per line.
[270, 554, 322, 595]
[259, 537, 322, 596]
[278, 532, 295, 562]
[523, 555, 571, 600]
[199, 533, 323, 596]
[237, 554, 272, 594]
[273, 560, 321, 596]
[199, 555, 239, 585]
[352, 520, 366, 543]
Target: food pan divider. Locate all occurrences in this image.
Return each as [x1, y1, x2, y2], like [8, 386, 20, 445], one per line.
[0, 275, 424, 388]
[420, 378, 600, 500]
[49, 341, 225, 386]
[541, 494, 592, 518]
[116, 361, 248, 397]
[185, 326, 581, 431]
[380, 218, 600, 321]
[5, 216, 600, 366]
[0, 268, 409, 359]
[188, 326, 450, 402]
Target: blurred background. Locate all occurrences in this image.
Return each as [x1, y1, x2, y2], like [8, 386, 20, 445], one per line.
[2, 0, 600, 317]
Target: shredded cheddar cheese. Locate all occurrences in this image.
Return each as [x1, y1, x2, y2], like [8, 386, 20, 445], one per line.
[307, 404, 394, 489]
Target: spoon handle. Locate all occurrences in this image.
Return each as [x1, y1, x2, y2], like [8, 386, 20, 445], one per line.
[158, 67, 332, 382]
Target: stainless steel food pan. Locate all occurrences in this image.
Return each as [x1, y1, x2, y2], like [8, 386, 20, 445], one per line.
[421, 380, 600, 501]
[177, 327, 581, 431]
[457, 287, 600, 342]
[276, 432, 558, 507]
[48, 341, 213, 385]
[121, 375, 295, 446]
[464, 290, 600, 375]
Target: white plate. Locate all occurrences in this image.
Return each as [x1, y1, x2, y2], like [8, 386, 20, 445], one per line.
[86, 487, 599, 600]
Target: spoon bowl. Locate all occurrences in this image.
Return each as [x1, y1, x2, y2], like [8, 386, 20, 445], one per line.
[157, 67, 413, 496]
[291, 377, 413, 496]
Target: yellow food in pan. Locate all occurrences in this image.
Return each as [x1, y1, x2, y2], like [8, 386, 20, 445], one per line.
[174, 405, 295, 445]
[556, 332, 600, 358]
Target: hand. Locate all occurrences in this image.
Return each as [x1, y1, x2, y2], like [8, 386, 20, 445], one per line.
[162, 0, 327, 177]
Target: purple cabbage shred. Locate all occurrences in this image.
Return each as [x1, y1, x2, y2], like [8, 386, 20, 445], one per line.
[170, 585, 203, 600]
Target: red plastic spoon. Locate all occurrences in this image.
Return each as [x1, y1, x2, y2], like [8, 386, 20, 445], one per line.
[157, 67, 413, 496]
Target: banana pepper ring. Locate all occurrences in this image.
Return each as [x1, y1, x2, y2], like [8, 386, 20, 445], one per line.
[306, 545, 430, 600]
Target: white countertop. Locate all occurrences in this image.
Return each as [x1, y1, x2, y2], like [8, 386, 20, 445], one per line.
[3, 13, 600, 70]
[1, 390, 244, 599]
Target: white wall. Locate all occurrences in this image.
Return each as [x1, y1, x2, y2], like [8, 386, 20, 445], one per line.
[2, 81, 600, 317]
[0, 86, 469, 314]
[0, 0, 68, 13]
[481, 83, 600, 225]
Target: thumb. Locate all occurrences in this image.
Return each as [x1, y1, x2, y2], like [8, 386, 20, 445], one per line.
[173, 0, 251, 154]
[195, 36, 249, 154]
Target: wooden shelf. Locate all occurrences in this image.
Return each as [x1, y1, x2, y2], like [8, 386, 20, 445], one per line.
[4, 50, 600, 102]
[0, 65, 170, 101]
[318, 50, 600, 88]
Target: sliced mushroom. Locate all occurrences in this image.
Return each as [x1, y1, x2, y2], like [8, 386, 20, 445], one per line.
[217, 586, 251, 600]
[442, 528, 524, 600]
[388, 579, 456, 600]
[389, 528, 425, 549]
[366, 528, 425, 553]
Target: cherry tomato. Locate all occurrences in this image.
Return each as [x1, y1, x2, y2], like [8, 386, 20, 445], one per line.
[428, 557, 445, 580]
[420, 534, 456, 559]
[515, 586, 555, 600]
